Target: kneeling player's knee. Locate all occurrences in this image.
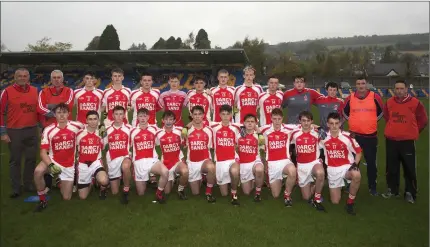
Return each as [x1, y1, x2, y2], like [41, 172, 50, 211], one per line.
[207, 163, 216, 173]
[99, 177, 109, 187]
[315, 169, 325, 179]
[122, 159, 132, 169]
[230, 166, 239, 176]
[34, 165, 46, 177]
[79, 194, 88, 200]
[62, 194, 72, 201]
[331, 199, 340, 204]
[255, 164, 264, 174]
[180, 167, 189, 177]
[162, 168, 169, 178]
[351, 171, 361, 182]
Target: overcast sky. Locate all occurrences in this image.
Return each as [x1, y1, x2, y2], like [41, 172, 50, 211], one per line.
[1, 2, 429, 51]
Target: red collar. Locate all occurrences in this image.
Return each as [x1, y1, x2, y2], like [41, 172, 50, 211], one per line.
[293, 88, 307, 94]
[394, 94, 411, 103]
[13, 83, 30, 93]
[354, 90, 370, 99]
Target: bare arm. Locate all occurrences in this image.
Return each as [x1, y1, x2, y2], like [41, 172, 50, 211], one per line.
[40, 149, 53, 166]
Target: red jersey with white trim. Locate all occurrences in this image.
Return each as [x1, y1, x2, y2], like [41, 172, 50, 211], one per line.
[102, 86, 131, 123]
[37, 86, 74, 127]
[155, 127, 184, 169]
[237, 132, 260, 163]
[258, 91, 283, 126]
[290, 129, 320, 164]
[187, 90, 213, 122]
[187, 126, 213, 162]
[74, 88, 104, 124]
[130, 125, 159, 161]
[130, 88, 160, 126]
[211, 122, 241, 162]
[319, 131, 362, 167]
[104, 123, 132, 162]
[40, 121, 84, 167]
[260, 124, 298, 161]
[234, 84, 263, 124]
[76, 127, 103, 163]
[158, 90, 188, 126]
[210, 86, 235, 122]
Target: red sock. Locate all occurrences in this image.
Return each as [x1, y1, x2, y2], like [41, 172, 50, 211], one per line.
[123, 186, 130, 193]
[347, 194, 356, 204]
[284, 190, 291, 200]
[38, 190, 46, 202]
[255, 187, 261, 195]
[206, 184, 213, 195]
[314, 193, 321, 202]
[156, 187, 164, 197]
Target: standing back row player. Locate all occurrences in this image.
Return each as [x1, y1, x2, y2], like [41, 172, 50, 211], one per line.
[74, 71, 104, 124]
[258, 76, 283, 126]
[187, 76, 213, 126]
[130, 73, 160, 126]
[158, 73, 188, 127]
[234, 66, 263, 124]
[210, 69, 235, 122]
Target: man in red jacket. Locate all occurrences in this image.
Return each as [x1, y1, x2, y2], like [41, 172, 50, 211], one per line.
[382, 79, 428, 203]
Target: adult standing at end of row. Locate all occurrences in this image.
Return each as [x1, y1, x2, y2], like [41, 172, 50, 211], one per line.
[342, 77, 384, 196]
[382, 79, 428, 203]
[0, 68, 39, 197]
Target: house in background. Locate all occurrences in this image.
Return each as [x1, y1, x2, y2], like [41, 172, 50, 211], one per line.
[367, 63, 406, 77]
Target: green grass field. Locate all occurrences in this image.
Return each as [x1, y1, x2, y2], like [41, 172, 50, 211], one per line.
[1, 101, 429, 247]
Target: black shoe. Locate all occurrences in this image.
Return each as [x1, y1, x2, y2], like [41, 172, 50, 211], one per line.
[99, 189, 107, 200]
[206, 194, 216, 203]
[34, 200, 48, 212]
[284, 198, 293, 207]
[231, 194, 240, 206]
[9, 192, 20, 199]
[120, 193, 129, 205]
[381, 189, 400, 199]
[254, 194, 262, 202]
[156, 193, 166, 204]
[178, 190, 187, 200]
[345, 203, 356, 215]
[312, 200, 326, 212]
[369, 188, 379, 196]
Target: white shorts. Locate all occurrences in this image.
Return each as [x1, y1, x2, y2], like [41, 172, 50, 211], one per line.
[78, 159, 103, 185]
[216, 160, 236, 185]
[297, 160, 322, 188]
[188, 160, 208, 183]
[168, 163, 180, 181]
[107, 156, 129, 179]
[240, 160, 262, 183]
[327, 164, 352, 189]
[134, 158, 159, 182]
[268, 159, 294, 184]
[51, 160, 75, 181]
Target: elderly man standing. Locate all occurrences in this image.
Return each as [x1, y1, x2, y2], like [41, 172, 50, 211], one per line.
[382, 79, 428, 203]
[342, 76, 384, 196]
[37, 70, 74, 128]
[0, 68, 39, 197]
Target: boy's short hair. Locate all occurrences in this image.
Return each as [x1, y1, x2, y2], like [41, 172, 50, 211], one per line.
[327, 112, 341, 122]
[86, 110, 99, 118]
[191, 105, 205, 114]
[219, 104, 232, 114]
[243, 114, 257, 122]
[53, 103, 69, 113]
[162, 110, 176, 120]
[298, 111, 313, 121]
[271, 108, 283, 117]
[137, 108, 150, 115]
[113, 105, 125, 113]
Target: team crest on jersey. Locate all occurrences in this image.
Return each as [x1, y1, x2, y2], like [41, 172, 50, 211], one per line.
[222, 92, 226, 97]
[246, 140, 250, 144]
[275, 135, 279, 140]
[333, 104, 338, 111]
[304, 95, 308, 101]
[54, 136, 60, 140]
[135, 136, 140, 140]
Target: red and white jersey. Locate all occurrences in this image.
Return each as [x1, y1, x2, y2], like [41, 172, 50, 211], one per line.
[102, 86, 132, 123]
[260, 124, 298, 161]
[130, 88, 160, 126]
[158, 90, 188, 126]
[211, 122, 241, 162]
[155, 127, 184, 169]
[130, 125, 159, 161]
[234, 84, 264, 124]
[186, 126, 213, 162]
[74, 88, 104, 124]
[290, 129, 320, 164]
[319, 131, 362, 167]
[210, 86, 235, 122]
[76, 128, 103, 163]
[237, 132, 260, 163]
[40, 121, 84, 168]
[187, 90, 213, 122]
[258, 91, 283, 126]
[104, 123, 132, 162]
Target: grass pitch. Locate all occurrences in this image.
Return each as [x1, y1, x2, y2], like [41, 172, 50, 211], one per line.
[1, 101, 429, 247]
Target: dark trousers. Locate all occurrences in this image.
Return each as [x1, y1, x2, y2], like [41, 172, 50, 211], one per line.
[354, 135, 378, 190]
[385, 139, 417, 198]
[7, 126, 38, 194]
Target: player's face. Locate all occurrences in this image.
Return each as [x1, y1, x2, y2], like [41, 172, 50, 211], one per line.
[192, 110, 204, 124]
[169, 78, 180, 90]
[394, 83, 407, 98]
[218, 72, 229, 86]
[219, 111, 232, 122]
[243, 69, 255, 84]
[137, 112, 149, 125]
[141, 76, 153, 90]
[112, 72, 124, 84]
[268, 78, 279, 92]
[113, 110, 125, 123]
[327, 86, 338, 98]
[244, 117, 256, 131]
[86, 115, 99, 129]
[55, 109, 69, 123]
[51, 72, 64, 87]
[327, 118, 341, 132]
[271, 114, 283, 127]
[299, 116, 313, 131]
[194, 80, 205, 91]
[84, 75, 95, 88]
[14, 70, 30, 85]
[163, 116, 175, 128]
[356, 79, 367, 93]
[294, 78, 305, 91]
